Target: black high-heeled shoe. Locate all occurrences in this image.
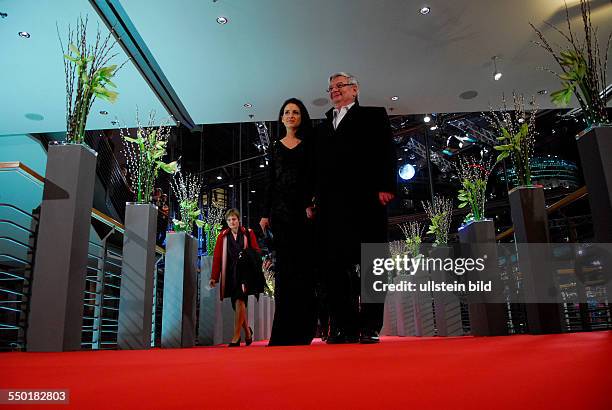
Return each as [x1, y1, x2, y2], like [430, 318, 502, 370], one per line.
[228, 338, 241, 347]
[245, 327, 253, 346]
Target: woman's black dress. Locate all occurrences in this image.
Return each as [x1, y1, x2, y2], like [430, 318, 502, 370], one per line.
[264, 140, 316, 345]
[226, 231, 247, 309]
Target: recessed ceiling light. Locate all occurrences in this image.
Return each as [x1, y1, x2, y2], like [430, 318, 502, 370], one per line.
[390, 96, 399, 101]
[404, 148, 408, 152]
[18, 31, 30, 38]
[99, 110, 108, 115]
[216, 16, 228, 25]
[229, 184, 234, 188]
[492, 56, 502, 81]
[24, 113, 44, 121]
[419, 6, 431, 15]
[250, 190, 256, 193]
[259, 164, 265, 168]
[423, 115, 431, 123]
[216, 175, 222, 180]
[430, 125, 438, 131]
[537, 89, 548, 95]
[243, 103, 253, 108]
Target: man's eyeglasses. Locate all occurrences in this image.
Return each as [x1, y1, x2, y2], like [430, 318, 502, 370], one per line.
[326, 83, 355, 93]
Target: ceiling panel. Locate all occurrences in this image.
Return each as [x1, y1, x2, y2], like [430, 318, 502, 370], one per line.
[0, 0, 171, 136]
[119, 0, 612, 124]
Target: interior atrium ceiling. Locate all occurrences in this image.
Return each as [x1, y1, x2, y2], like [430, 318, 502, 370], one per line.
[1, 0, 611, 136]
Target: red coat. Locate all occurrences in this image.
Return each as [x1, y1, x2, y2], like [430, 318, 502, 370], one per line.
[210, 227, 260, 300]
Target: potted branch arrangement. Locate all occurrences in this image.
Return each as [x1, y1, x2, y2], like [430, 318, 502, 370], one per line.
[27, 18, 122, 351]
[117, 111, 177, 350]
[169, 171, 204, 234]
[400, 221, 423, 270]
[422, 196, 464, 336]
[485, 93, 549, 243]
[455, 156, 507, 336]
[530, 0, 609, 127]
[456, 156, 495, 227]
[422, 195, 453, 247]
[203, 205, 225, 256]
[531, 0, 612, 242]
[398, 221, 432, 336]
[161, 170, 203, 348]
[60, 15, 122, 145]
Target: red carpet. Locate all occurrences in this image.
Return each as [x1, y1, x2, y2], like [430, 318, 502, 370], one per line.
[1, 332, 611, 409]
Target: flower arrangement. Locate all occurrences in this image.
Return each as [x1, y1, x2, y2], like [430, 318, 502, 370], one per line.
[422, 196, 453, 246]
[59, 16, 123, 144]
[121, 111, 178, 203]
[485, 93, 538, 187]
[400, 221, 423, 259]
[169, 170, 204, 234]
[455, 156, 495, 224]
[203, 205, 225, 256]
[530, 0, 610, 126]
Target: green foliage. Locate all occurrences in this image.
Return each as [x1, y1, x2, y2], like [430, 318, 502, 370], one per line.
[204, 223, 223, 256]
[493, 123, 532, 186]
[455, 157, 494, 225]
[122, 117, 177, 204]
[427, 211, 448, 246]
[172, 199, 204, 233]
[530, 0, 610, 126]
[60, 16, 122, 144]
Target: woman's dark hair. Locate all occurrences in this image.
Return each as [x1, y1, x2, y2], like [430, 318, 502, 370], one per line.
[277, 98, 313, 140]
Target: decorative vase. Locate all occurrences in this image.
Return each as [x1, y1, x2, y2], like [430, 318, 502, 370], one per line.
[161, 232, 198, 348]
[458, 219, 508, 336]
[27, 142, 97, 352]
[117, 202, 158, 349]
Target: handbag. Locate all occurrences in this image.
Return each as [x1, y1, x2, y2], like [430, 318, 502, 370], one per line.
[237, 229, 265, 296]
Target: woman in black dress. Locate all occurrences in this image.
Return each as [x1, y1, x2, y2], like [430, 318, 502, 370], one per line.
[260, 98, 316, 346]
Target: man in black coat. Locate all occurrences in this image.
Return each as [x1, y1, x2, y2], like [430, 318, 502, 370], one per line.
[310, 72, 397, 344]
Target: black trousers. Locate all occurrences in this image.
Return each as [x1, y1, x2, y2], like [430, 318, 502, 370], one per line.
[324, 255, 385, 336]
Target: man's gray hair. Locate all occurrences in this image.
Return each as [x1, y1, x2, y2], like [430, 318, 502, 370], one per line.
[328, 72, 360, 88]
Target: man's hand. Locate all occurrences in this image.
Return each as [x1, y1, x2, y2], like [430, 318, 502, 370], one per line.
[259, 217, 270, 232]
[378, 192, 395, 206]
[209, 279, 217, 288]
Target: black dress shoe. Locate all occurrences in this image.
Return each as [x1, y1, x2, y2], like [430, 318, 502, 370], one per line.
[326, 331, 347, 344]
[228, 338, 241, 347]
[359, 330, 380, 344]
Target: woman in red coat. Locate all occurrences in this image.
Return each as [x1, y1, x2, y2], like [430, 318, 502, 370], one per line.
[209, 208, 261, 347]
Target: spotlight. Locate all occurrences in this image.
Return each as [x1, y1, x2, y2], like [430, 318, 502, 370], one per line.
[399, 164, 416, 180]
[99, 110, 108, 115]
[216, 16, 228, 25]
[390, 96, 399, 101]
[243, 103, 253, 108]
[419, 6, 431, 15]
[18, 31, 30, 38]
[492, 56, 502, 81]
[217, 175, 222, 180]
[251, 190, 256, 193]
[229, 184, 234, 188]
[430, 125, 438, 131]
[423, 115, 431, 123]
[518, 117, 525, 123]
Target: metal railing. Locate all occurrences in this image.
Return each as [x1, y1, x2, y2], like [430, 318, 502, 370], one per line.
[0, 161, 166, 350]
